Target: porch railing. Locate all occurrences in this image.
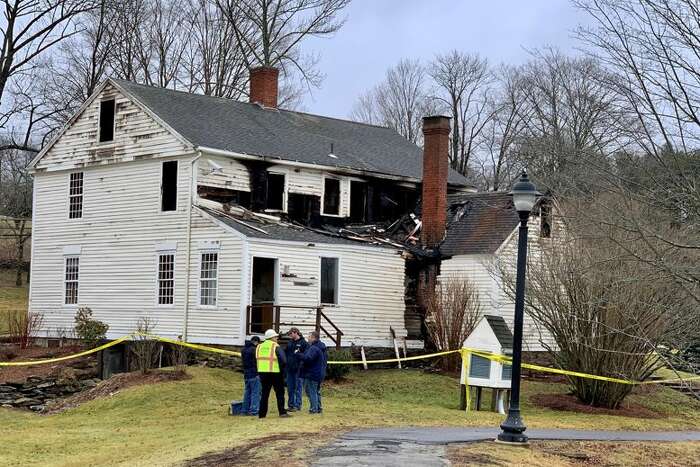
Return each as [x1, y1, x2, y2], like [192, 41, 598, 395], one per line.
[245, 304, 343, 349]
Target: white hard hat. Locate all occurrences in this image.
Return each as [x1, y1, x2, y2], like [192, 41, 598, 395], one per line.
[264, 329, 279, 340]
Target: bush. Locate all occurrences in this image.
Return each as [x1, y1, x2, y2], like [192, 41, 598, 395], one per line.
[7, 311, 43, 349]
[130, 317, 161, 374]
[325, 348, 352, 381]
[74, 307, 109, 348]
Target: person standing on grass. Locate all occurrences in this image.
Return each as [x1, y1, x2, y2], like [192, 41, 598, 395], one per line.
[297, 331, 327, 414]
[241, 335, 261, 416]
[256, 329, 291, 418]
[285, 327, 308, 412]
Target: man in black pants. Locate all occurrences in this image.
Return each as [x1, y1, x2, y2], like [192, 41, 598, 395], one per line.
[256, 329, 290, 418]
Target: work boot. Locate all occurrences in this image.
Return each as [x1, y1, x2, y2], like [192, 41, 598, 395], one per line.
[279, 413, 292, 418]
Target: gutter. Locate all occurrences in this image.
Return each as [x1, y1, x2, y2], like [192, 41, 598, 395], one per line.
[182, 151, 202, 340]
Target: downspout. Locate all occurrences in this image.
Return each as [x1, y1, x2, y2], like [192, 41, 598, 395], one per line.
[183, 151, 201, 341]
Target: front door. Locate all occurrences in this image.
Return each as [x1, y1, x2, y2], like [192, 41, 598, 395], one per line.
[250, 257, 278, 334]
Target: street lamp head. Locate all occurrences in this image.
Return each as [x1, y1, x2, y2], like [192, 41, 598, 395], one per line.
[509, 170, 541, 214]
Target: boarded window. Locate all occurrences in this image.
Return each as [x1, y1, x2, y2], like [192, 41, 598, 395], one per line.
[469, 354, 491, 379]
[158, 253, 175, 305]
[320, 257, 339, 304]
[349, 180, 367, 223]
[266, 173, 285, 211]
[64, 257, 79, 305]
[99, 99, 115, 142]
[199, 252, 218, 306]
[69, 172, 83, 219]
[323, 178, 340, 215]
[161, 161, 178, 211]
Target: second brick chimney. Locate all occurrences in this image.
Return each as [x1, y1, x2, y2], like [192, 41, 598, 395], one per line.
[249, 66, 279, 108]
[421, 115, 451, 248]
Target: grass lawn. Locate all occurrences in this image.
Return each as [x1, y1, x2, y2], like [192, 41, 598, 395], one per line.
[0, 268, 29, 334]
[1, 367, 699, 466]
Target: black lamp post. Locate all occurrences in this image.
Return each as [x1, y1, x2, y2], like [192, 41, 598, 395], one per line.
[498, 170, 540, 445]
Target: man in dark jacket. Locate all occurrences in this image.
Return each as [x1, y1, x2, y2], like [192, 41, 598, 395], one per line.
[297, 331, 327, 414]
[285, 327, 308, 411]
[241, 336, 261, 416]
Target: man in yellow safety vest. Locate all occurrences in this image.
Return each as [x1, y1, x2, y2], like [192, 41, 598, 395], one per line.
[256, 329, 290, 418]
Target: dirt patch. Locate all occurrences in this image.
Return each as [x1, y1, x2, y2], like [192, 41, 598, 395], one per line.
[44, 369, 190, 414]
[531, 393, 661, 419]
[0, 345, 92, 384]
[185, 431, 336, 466]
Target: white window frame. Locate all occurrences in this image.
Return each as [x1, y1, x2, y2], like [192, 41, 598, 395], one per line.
[321, 176, 343, 217]
[318, 256, 341, 306]
[156, 251, 176, 307]
[265, 171, 288, 213]
[198, 251, 219, 308]
[96, 98, 116, 144]
[63, 256, 80, 306]
[68, 172, 84, 220]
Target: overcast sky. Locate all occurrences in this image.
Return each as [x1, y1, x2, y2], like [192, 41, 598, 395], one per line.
[303, 0, 590, 118]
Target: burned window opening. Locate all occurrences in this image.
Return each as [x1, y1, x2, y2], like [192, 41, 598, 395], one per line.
[287, 193, 321, 227]
[320, 257, 339, 305]
[266, 172, 285, 211]
[350, 180, 367, 223]
[161, 161, 178, 212]
[99, 99, 115, 143]
[197, 185, 251, 208]
[323, 178, 341, 216]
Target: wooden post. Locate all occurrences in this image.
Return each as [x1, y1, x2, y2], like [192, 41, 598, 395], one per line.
[360, 346, 368, 370]
[476, 387, 483, 411]
[460, 349, 470, 411]
[315, 307, 322, 334]
[390, 327, 401, 369]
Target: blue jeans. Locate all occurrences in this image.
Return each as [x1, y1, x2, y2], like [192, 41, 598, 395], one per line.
[242, 376, 261, 415]
[305, 379, 322, 414]
[286, 372, 304, 410]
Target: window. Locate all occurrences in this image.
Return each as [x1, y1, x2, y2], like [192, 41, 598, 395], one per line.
[157, 253, 175, 305]
[322, 178, 340, 216]
[320, 257, 339, 305]
[64, 257, 79, 305]
[161, 161, 178, 211]
[349, 180, 367, 223]
[469, 354, 491, 379]
[69, 172, 84, 219]
[266, 172, 285, 211]
[199, 252, 218, 306]
[98, 99, 115, 142]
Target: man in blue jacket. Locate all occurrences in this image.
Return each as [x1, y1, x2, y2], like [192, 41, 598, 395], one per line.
[297, 331, 327, 414]
[240, 336, 261, 416]
[285, 327, 308, 411]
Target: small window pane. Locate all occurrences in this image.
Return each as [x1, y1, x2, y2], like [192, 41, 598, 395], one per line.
[158, 254, 175, 305]
[323, 178, 340, 215]
[64, 257, 79, 305]
[199, 252, 218, 306]
[99, 99, 115, 142]
[320, 257, 338, 304]
[69, 172, 83, 219]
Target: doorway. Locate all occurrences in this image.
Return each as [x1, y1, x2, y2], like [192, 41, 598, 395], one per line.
[250, 257, 278, 334]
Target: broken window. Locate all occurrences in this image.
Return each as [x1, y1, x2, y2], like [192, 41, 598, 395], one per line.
[161, 161, 178, 211]
[64, 257, 79, 305]
[69, 172, 84, 219]
[323, 178, 340, 216]
[266, 172, 285, 211]
[320, 257, 339, 305]
[349, 181, 367, 223]
[98, 99, 115, 143]
[157, 253, 175, 305]
[199, 252, 218, 306]
[540, 200, 552, 238]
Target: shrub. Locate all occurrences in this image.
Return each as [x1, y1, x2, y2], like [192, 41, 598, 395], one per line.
[74, 307, 109, 348]
[7, 311, 43, 349]
[130, 317, 161, 374]
[325, 348, 352, 381]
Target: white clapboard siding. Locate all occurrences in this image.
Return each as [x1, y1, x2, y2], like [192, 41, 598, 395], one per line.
[30, 156, 195, 339]
[34, 83, 191, 172]
[198, 155, 251, 192]
[185, 211, 244, 344]
[245, 239, 407, 346]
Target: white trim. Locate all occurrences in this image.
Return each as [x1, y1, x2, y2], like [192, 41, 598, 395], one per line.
[155, 251, 176, 308]
[196, 250, 220, 308]
[197, 240, 221, 250]
[27, 178, 37, 311]
[62, 245, 82, 256]
[155, 241, 178, 252]
[318, 255, 341, 306]
[321, 175, 343, 217]
[62, 256, 80, 307]
[265, 170, 288, 213]
[159, 159, 180, 213]
[67, 171, 84, 220]
[238, 239, 251, 344]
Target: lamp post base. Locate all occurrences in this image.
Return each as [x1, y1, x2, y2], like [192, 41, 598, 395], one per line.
[497, 409, 528, 444]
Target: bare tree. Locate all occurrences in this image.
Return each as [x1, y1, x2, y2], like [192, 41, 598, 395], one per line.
[429, 50, 493, 175]
[0, 146, 32, 285]
[351, 58, 435, 144]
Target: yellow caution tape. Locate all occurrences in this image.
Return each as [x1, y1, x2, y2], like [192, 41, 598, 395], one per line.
[1, 334, 698, 387]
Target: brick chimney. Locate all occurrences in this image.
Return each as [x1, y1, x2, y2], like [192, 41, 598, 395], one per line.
[421, 115, 451, 248]
[249, 66, 279, 108]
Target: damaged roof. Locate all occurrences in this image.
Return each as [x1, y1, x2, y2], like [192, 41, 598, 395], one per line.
[113, 79, 470, 186]
[441, 192, 519, 256]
